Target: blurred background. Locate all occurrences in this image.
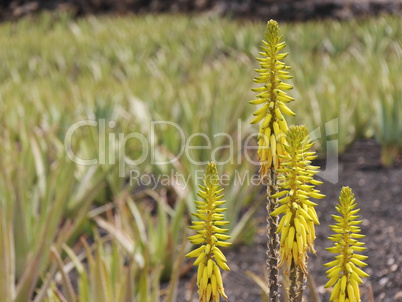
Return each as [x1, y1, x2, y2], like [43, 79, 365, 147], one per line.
[0, 1, 401, 301]
[1, 0, 402, 20]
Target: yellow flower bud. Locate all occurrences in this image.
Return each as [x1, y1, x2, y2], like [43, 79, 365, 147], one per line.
[186, 162, 231, 302]
[324, 187, 369, 301]
[250, 20, 296, 180]
[269, 126, 324, 275]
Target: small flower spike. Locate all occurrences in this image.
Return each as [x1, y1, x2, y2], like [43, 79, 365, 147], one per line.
[270, 125, 325, 274]
[186, 162, 231, 302]
[324, 187, 369, 302]
[250, 19, 296, 180]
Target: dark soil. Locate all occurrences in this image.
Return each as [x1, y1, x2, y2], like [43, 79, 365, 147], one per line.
[178, 140, 402, 302]
[2, 0, 402, 21]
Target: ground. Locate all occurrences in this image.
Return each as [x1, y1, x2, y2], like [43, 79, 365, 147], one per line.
[179, 140, 402, 301]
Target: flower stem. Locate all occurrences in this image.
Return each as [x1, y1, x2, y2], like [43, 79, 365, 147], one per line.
[289, 264, 304, 302]
[296, 267, 304, 302]
[266, 169, 280, 301]
[289, 263, 297, 302]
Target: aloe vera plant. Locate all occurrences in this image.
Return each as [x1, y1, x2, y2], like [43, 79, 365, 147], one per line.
[270, 125, 324, 301]
[250, 20, 296, 301]
[186, 162, 231, 302]
[324, 187, 369, 302]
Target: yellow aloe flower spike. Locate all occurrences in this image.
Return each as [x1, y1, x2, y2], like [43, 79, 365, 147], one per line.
[324, 187, 369, 302]
[251, 20, 297, 301]
[186, 162, 231, 302]
[270, 125, 324, 275]
[251, 19, 295, 180]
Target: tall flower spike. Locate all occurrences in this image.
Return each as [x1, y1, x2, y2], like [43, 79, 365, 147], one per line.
[186, 162, 231, 302]
[251, 20, 297, 301]
[324, 187, 369, 302]
[270, 125, 325, 275]
[251, 19, 295, 180]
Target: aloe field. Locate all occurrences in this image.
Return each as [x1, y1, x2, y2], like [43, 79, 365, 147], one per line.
[0, 12, 401, 302]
